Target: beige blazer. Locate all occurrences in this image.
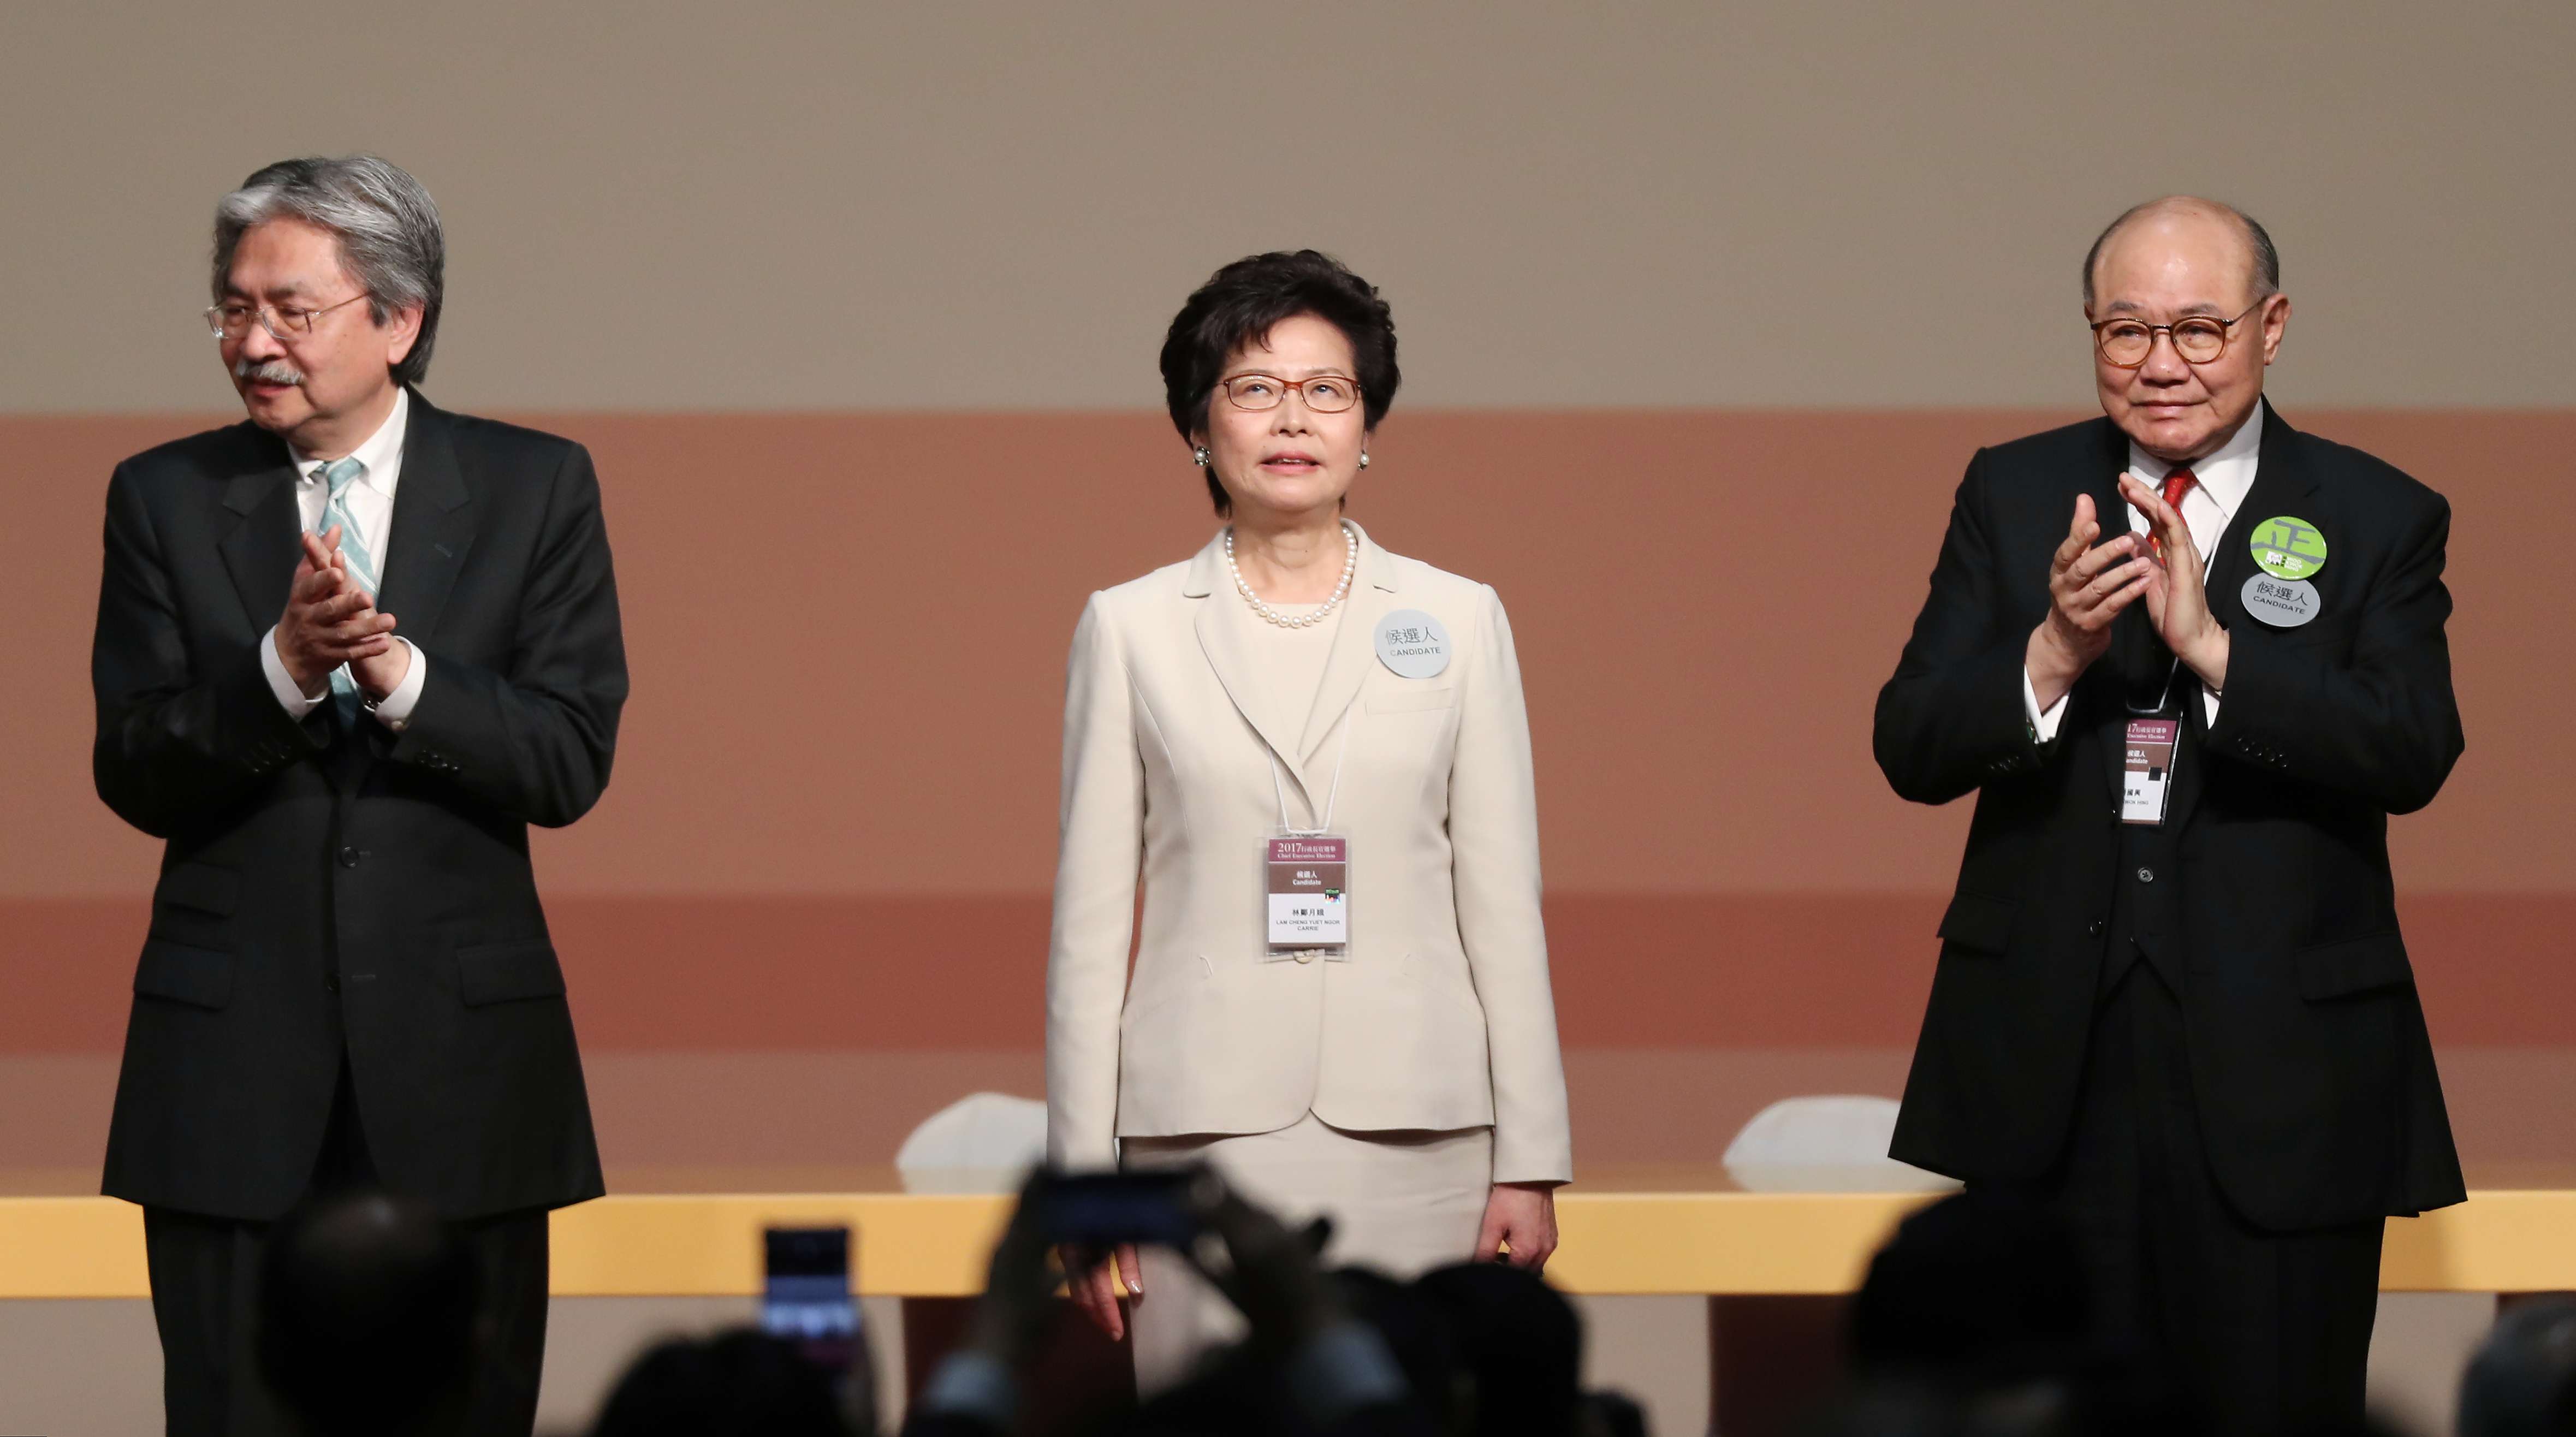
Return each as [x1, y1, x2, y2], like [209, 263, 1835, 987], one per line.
[1046, 524, 1573, 1184]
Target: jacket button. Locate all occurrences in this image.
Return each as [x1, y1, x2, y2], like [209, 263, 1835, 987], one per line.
[2087, 919, 2106, 938]
[1294, 951, 1315, 965]
[324, 973, 339, 994]
[2136, 866, 2155, 883]
[337, 845, 362, 868]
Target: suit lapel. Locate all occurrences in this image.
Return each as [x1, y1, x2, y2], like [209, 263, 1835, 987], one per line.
[373, 393, 476, 645]
[1189, 533, 1316, 816]
[1298, 524, 1399, 765]
[217, 436, 304, 635]
[2201, 403, 2316, 641]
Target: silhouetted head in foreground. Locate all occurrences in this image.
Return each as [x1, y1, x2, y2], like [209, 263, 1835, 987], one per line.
[256, 1186, 477, 1437]
[1849, 1191, 2092, 1383]
[2460, 1297, 2576, 1437]
[588, 1327, 854, 1437]
[1414, 1262, 1584, 1437]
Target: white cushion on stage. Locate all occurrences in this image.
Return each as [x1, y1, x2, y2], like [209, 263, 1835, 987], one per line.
[895, 1092, 1048, 1194]
[1721, 1095, 1962, 1193]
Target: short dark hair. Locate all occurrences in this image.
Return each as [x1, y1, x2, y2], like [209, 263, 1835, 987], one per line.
[2082, 196, 2279, 310]
[589, 1328, 859, 1437]
[1159, 250, 1400, 515]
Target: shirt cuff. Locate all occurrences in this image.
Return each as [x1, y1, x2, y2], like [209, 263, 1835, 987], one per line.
[260, 626, 328, 719]
[369, 639, 428, 730]
[2202, 682, 2221, 727]
[2021, 667, 2069, 744]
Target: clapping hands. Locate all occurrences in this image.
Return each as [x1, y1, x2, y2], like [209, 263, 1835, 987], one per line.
[272, 528, 408, 701]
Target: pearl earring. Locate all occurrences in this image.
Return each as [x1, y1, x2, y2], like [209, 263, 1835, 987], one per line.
[1358, 452, 1370, 470]
[1193, 446, 1210, 467]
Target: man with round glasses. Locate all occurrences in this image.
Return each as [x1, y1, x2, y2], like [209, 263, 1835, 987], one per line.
[91, 155, 627, 1433]
[1874, 196, 2465, 1431]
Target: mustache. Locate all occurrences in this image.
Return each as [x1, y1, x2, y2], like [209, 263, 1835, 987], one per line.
[234, 358, 303, 386]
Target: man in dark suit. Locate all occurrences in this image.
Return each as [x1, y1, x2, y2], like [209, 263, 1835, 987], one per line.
[90, 155, 626, 1434]
[1874, 196, 2464, 1432]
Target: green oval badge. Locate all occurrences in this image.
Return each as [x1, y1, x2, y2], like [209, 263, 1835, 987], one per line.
[2248, 515, 2328, 581]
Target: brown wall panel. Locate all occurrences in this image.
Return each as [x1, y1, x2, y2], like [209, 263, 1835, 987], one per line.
[10, 893, 2573, 1058]
[9, 408, 2568, 905]
[11, 1044, 2576, 1185]
[11, 409, 2567, 1106]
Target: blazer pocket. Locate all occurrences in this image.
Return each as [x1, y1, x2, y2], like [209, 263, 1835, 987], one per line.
[1367, 687, 1457, 715]
[1935, 890, 2017, 955]
[155, 863, 240, 918]
[457, 940, 567, 1007]
[134, 940, 234, 1010]
[2295, 931, 2413, 1001]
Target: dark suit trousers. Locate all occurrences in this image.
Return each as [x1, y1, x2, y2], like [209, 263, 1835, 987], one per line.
[1991, 959, 2384, 1434]
[143, 1067, 551, 1437]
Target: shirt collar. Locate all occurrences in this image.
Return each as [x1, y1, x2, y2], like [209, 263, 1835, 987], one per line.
[295, 387, 409, 496]
[2127, 396, 2262, 525]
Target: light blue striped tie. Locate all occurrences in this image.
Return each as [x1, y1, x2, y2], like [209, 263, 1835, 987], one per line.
[315, 456, 377, 720]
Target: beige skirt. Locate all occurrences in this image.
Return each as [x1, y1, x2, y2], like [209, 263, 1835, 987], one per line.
[1119, 1112, 1494, 1393]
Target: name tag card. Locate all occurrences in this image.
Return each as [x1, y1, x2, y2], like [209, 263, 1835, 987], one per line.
[2122, 719, 2179, 826]
[1266, 835, 1350, 953]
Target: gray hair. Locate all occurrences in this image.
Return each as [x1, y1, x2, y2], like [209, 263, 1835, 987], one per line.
[213, 156, 444, 388]
[2082, 196, 2279, 311]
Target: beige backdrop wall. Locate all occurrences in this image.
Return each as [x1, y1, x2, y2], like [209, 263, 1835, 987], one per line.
[4, 2, 2573, 414]
[7, 3, 2575, 1195]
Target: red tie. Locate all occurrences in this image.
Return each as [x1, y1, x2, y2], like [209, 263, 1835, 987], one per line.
[2150, 467, 2197, 560]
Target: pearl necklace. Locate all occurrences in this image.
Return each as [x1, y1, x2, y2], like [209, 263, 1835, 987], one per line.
[1226, 521, 1359, 629]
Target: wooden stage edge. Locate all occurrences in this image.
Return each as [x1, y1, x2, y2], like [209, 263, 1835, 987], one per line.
[9, 1187, 2575, 1301]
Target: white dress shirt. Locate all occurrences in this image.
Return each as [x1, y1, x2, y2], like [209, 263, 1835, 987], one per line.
[258, 388, 430, 729]
[2023, 398, 2263, 741]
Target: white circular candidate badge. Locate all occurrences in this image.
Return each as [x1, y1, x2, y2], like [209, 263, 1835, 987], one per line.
[1374, 609, 1453, 679]
[2241, 574, 2320, 628]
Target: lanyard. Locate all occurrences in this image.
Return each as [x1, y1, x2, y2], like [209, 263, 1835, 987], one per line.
[2127, 656, 2186, 717]
[1271, 704, 1361, 836]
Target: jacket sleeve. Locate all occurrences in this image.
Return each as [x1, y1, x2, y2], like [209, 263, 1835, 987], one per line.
[91, 461, 329, 838]
[1450, 585, 1573, 1185]
[380, 443, 627, 828]
[1873, 450, 2049, 805]
[1045, 594, 1144, 1172]
[2206, 493, 2464, 813]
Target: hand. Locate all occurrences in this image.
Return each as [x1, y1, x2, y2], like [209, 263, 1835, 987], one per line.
[302, 533, 412, 700]
[2119, 473, 2230, 692]
[347, 628, 412, 702]
[1185, 1179, 1342, 1353]
[2027, 494, 2152, 711]
[965, 1172, 1073, 1367]
[1476, 1181, 1559, 1272]
[1061, 1240, 1142, 1341]
[274, 526, 395, 694]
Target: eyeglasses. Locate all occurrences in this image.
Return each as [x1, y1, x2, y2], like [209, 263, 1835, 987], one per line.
[1220, 373, 1362, 414]
[2090, 300, 2266, 368]
[204, 293, 370, 342]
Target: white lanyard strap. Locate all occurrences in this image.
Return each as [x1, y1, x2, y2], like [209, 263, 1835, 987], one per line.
[1271, 703, 1361, 835]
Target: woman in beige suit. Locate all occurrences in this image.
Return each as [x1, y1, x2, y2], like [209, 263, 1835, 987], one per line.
[1047, 250, 1572, 1386]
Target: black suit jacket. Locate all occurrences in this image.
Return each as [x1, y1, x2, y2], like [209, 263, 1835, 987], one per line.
[1872, 406, 2465, 1231]
[91, 393, 626, 1222]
